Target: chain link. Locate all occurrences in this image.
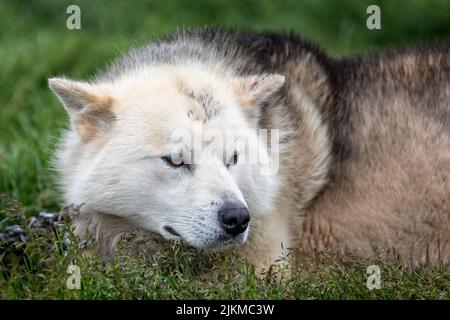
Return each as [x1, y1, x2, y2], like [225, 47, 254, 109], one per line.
[0, 204, 82, 252]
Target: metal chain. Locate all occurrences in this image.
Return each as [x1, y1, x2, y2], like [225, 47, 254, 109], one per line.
[0, 204, 83, 252]
[0, 212, 62, 246]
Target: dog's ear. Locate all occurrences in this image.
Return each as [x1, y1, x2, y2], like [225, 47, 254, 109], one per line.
[49, 77, 115, 142]
[237, 73, 285, 107]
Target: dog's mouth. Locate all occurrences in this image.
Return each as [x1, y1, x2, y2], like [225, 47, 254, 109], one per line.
[163, 225, 181, 237]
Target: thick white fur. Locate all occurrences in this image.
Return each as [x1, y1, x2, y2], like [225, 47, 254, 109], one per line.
[50, 63, 285, 261]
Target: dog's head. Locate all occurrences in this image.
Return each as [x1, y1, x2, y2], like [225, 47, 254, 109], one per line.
[49, 63, 284, 249]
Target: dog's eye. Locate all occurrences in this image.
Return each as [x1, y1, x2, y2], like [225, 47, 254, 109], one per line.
[162, 156, 183, 168]
[161, 156, 192, 170]
[226, 152, 239, 168]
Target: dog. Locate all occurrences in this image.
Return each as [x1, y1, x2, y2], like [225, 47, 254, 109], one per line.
[49, 28, 450, 271]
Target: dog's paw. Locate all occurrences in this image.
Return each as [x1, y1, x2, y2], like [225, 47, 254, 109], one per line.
[252, 260, 292, 282]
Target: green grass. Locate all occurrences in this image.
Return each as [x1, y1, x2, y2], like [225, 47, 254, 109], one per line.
[1, 200, 448, 299]
[1, 0, 449, 299]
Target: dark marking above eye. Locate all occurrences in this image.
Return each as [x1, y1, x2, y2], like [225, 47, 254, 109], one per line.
[184, 90, 221, 122]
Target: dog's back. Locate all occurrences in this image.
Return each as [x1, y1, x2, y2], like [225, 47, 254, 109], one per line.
[301, 47, 450, 266]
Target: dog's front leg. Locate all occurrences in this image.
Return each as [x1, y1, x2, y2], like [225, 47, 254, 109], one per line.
[240, 212, 293, 276]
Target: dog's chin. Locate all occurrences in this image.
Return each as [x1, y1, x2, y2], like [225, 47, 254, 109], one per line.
[205, 232, 248, 249]
[199, 229, 249, 250]
[160, 225, 248, 250]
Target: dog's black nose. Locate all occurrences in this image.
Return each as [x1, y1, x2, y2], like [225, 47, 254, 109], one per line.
[218, 202, 250, 236]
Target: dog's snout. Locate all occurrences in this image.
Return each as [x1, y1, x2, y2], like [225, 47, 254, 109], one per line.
[218, 202, 250, 236]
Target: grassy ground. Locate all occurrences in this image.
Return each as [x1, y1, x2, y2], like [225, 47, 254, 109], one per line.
[1, 200, 448, 299]
[1, 0, 449, 299]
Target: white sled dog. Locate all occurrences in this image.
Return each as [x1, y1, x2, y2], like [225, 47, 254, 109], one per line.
[49, 29, 450, 271]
